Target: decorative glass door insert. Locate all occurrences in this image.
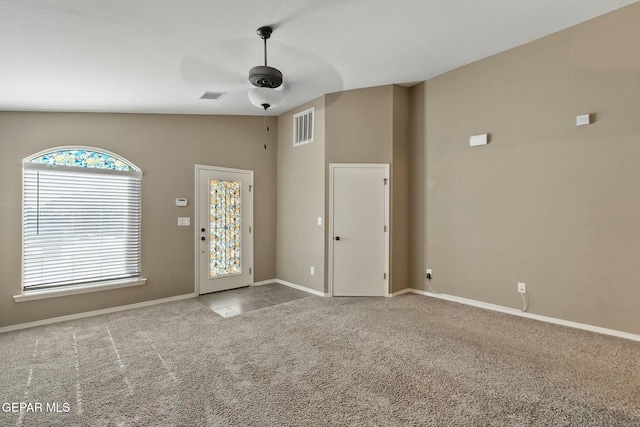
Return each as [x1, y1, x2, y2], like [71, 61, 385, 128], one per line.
[197, 166, 252, 295]
[209, 179, 242, 277]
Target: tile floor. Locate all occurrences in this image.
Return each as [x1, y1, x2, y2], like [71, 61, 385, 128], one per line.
[197, 282, 312, 317]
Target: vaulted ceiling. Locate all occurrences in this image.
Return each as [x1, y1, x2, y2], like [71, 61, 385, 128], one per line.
[1, 0, 637, 115]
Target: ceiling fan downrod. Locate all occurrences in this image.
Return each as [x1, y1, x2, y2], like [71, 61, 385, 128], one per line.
[259, 26, 269, 67]
[248, 26, 283, 89]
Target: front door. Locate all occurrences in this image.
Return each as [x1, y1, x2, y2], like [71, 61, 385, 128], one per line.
[196, 165, 253, 294]
[330, 164, 389, 296]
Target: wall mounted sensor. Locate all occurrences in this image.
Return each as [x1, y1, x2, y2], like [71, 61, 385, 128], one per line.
[176, 198, 188, 207]
[470, 133, 489, 147]
[576, 114, 591, 126]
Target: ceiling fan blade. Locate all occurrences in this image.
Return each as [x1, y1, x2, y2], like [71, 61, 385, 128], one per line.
[180, 29, 345, 112]
[179, 56, 244, 85]
[180, 38, 259, 86]
[267, 0, 361, 30]
[271, 41, 343, 97]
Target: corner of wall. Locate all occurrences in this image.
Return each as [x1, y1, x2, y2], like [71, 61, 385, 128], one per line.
[276, 96, 326, 293]
[391, 86, 411, 293]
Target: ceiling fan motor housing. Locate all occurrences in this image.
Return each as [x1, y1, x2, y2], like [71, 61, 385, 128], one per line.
[249, 65, 283, 88]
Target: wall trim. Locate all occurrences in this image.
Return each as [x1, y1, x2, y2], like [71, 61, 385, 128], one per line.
[252, 279, 277, 287]
[275, 279, 327, 297]
[0, 293, 196, 334]
[10, 283, 635, 341]
[398, 288, 640, 342]
[389, 288, 413, 297]
[14, 278, 147, 302]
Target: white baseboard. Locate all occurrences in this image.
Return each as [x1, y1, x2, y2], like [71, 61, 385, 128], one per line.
[275, 279, 327, 297]
[389, 288, 413, 297]
[398, 288, 640, 342]
[0, 293, 196, 334]
[252, 279, 277, 287]
[10, 283, 635, 342]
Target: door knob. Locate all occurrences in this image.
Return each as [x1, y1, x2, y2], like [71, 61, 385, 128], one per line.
[201, 236, 206, 241]
[335, 236, 340, 241]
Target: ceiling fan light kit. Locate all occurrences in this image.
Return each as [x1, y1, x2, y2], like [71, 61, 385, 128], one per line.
[248, 26, 284, 110]
[248, 87, 282, 110]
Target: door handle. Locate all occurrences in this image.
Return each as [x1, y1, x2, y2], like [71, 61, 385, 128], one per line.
[335, 236, 340, 241]
[201, 236, 206, 241]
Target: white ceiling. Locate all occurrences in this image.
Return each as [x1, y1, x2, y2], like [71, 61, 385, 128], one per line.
[1, 0, 637, 116]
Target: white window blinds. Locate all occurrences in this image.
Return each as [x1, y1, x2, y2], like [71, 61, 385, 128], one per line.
[22, 162, 142, 290]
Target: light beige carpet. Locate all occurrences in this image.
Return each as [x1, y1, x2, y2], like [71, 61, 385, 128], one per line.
[1, 294, 638, 426]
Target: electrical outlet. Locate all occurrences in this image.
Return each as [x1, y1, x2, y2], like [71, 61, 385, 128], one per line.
[310, 266, 315, 276]
[426, 268, 432, 280]
[518, 282, 526, 293]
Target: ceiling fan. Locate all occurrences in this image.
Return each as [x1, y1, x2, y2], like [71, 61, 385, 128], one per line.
[247, 26, 283, 111]
[182, 17, 341, 116]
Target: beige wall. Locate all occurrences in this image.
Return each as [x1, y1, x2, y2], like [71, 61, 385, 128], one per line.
[325, 86, 393, 292]
[408, 82, 428, 294]
[276, 97, 326, 292]
[0, 112, 277, 327]
[325, 86, 394, 164]
[409, 3, 640, 334]
[325, 85, 410, 293]
[391, 86, 410, 293]
[4, 4, 637, 335]
[277, 86, 410, 295]
[325, 86, 393, 293]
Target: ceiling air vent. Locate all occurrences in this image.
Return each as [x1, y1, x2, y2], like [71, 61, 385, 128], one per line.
[293, 108, 314, 147]
[199, 91, 226, 100]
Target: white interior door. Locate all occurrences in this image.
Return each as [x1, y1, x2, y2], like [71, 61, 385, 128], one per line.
[196, 165, 253, 295]
[330, 164, 389, 296]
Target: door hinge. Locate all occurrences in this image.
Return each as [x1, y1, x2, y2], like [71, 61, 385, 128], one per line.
[384, 273, 387, 279]
[384, 225, 387, 232]
[249, 226, 252, 233]
[249, 268, 252, 274]
[383, 178, 388, 185]
[249, 184, 252, 192]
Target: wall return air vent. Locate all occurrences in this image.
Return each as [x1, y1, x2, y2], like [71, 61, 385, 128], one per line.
[293, 108, 314, 147]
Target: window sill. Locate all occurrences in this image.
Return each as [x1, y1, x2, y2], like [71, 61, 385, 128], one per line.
[13, 278, 147, 302]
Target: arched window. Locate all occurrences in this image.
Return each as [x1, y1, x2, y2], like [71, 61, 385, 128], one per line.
[22, 147, 142, 291]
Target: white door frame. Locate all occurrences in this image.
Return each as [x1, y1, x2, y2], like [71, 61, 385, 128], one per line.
[328, 163, 390, 297]
[194, 164, 254, 295]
